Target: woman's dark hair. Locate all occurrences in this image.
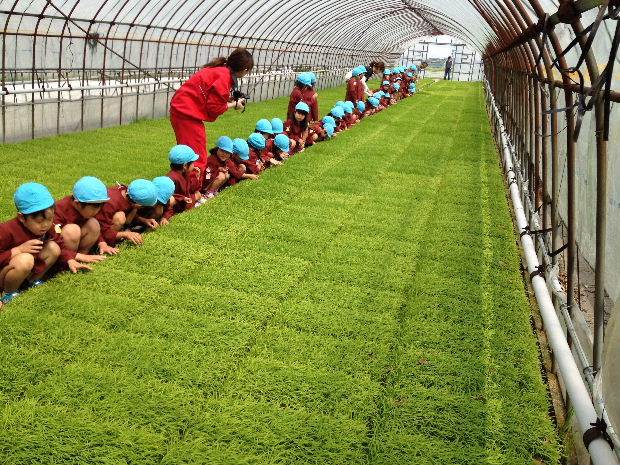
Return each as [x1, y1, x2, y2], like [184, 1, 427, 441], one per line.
[370, 61, 385, 72]
[204, 48, 254, 73]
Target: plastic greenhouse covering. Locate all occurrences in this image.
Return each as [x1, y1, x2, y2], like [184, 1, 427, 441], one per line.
[1, 0, 620, 463]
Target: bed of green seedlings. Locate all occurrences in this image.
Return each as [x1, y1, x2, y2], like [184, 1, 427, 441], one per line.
[0, 81, 561, 464]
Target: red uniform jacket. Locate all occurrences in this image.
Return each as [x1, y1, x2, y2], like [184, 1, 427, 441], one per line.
[258, 138, 275, 163]
[285, 119, 309, 145]
[0, 218, 75, 273]
[206, 154, 229, 190]
[167, 169, 200, 214]
[225, 159, 246, 185]
[344, 113, 354, 127]
[246, 148, 265, 174]
[287, 86, 304, 121]
[345, 78, 360, 104]
[287, 85, 318, 121]
[309, 121, 327, 142]
[170, 66, 233, 122]
[302, 87, 319, 122]
[54, 196, 88, 227]
[95, 186, 135, 246]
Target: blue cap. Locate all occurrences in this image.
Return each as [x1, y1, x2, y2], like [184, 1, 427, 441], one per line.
[217, 136, 234, 153]
[296, 73, 312, 86]
[412, 65, 418, 71]
[368, 97, 380, 108]
[407, 72, 413, 77]
[295, 101, 310, 114]
[308, 72, 317, 85]
[336, 101, 346, 108]
[73, 176, 109, 203]
[255, 118, 274, 134]
[343, 105, 353, 114]
[351, 66, 364, 77]
[322, 116, 336, 127]
[14, 182, 55, 215]
[271, 118, 284, 134]
[274, 134, 290, 152]
[373, 92, 383, 99]
[331, 106, 345, 119]
[357, 101, 366, 112]
[325, 124, 335, 138]
[127, 179, 158, 207]
[247, 132, 266, 150]
[344, 101, 354, 110]
[169, 144, 198, 165]
[152, 176, 175, 204]
[233, 138, 250, 160]
[382, 80, 389, 86]
[384, 69, 391, 75]
[394, 83, 401, 90]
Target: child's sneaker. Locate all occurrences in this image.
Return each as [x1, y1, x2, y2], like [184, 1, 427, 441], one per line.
[28, 280, 45, 289]
[1, 291, 20, 305]
[204, 191, 218, 200]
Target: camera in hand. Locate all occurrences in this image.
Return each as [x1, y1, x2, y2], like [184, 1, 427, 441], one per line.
[232, 90, 250, 112]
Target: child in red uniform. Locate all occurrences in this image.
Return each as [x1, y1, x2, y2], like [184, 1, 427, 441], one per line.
[328, 106, 347, 133]
[345, 66, 364, 104]
[305, 72, 319, 122]
[54, 176, 110, 258]
[287, 73, 313, 121]
[95, 179, 159, 255]
[367, 97, 381, 113]
[247, 133, 276, 169]
[204, 136, 234, 197]
[269, 118, 285, 155]
[379, 80, 391, 95]
[271, 118, 284, 136]
[308, 120, 327, 144]
[228, 138, 260, 185]
[355, 101, 367, 120]
[272, 134, 291, 160]
[392, 82, 401, 101]
[1, 183, 93, 305]
[169, 48, 253, 186]
[134, 176, 177, 230]
[380, 90, 392, 107]
[255, 119, 276, 154]
[166, 144, 202, 214]
[285, 101, 311, 153]
[342, 102, 356, 127]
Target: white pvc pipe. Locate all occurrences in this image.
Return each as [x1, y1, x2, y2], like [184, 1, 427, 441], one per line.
[485, 80, 619, 465]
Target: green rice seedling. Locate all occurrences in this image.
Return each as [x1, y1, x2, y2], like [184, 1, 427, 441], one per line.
[0, 81, 561, 464]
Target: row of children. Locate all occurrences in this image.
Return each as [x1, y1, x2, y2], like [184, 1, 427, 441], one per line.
[0, 63, 420, 307]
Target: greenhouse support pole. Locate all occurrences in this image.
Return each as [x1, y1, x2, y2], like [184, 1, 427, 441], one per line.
[485, 80, 619, 465]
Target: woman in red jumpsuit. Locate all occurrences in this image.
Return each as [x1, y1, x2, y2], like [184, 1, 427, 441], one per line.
[169, 48, 254, 188]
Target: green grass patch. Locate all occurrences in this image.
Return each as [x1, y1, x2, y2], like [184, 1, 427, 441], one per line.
[0, 81, 561, 464]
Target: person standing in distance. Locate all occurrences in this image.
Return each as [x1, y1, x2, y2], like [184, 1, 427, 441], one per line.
[444, 56, 453, 80]
[169, 48, 254, 188]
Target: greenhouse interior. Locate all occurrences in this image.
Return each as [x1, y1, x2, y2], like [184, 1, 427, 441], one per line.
[0, 0, 619, 464]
